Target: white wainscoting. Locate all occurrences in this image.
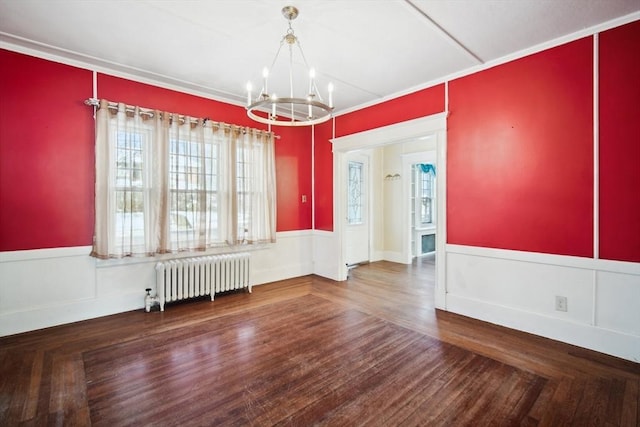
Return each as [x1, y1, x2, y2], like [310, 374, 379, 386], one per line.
[0, 230, 314, 337]
[3, 235, 638, 362]
[312, 230, 342, 281]
[445, 244, 640, 362]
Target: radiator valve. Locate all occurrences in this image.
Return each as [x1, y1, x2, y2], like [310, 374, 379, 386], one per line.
[145, 288, 160, 312]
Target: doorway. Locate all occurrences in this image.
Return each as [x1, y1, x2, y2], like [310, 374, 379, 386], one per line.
[331, 113, 447, 309]
[345, 152, 370, 266]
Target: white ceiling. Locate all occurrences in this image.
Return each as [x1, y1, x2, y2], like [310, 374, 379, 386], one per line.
[1, 0, 639, 116]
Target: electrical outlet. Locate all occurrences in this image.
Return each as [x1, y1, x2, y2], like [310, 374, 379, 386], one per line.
[301, 194, 307, 203]
[555, 296, 568, 312]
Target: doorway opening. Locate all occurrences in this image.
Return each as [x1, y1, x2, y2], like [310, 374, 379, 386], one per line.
[331, 113, 447, 309]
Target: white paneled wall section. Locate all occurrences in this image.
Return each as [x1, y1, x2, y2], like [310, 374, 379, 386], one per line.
[0, 231, 313, 337]
[445, 245, 640, 362]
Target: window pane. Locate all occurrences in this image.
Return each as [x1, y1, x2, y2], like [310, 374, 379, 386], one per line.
[114, 129, 148, 253]
[114, 191, 146, 248]
[168, 137, 219, 248]
[417, 165, 434, 225]
[347, 161, 363, 224]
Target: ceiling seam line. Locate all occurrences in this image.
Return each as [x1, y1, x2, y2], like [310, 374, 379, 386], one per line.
[403, 0, 485, 65]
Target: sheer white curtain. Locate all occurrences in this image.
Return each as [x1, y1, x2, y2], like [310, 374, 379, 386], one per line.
[92, 101, 162, 258]
[230, 126, 277, 245]
[91, 99, 276, 259]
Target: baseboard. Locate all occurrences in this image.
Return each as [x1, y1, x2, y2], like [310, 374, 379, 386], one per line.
[0, 291, 143, 337]
[383, 251, 408, 264]
[446, 293, 640, 363]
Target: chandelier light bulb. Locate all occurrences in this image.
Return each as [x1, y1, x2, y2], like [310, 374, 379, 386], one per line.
[271, 93, 277, 117]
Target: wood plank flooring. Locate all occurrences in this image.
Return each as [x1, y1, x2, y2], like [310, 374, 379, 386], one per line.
[1, 256, 638, 426]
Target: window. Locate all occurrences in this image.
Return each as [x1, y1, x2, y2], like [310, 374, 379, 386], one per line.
[92, 100, 276, 259]
[114, 129, 150, 253]
[414, 164, 435, 227]
[347, 161, 364, 224]
[168, 136, 219, 249]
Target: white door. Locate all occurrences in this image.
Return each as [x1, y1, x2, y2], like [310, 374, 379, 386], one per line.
[345, 153, 369, 266]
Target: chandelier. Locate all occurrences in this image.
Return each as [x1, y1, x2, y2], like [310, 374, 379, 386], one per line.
[245, 6, 334, 127]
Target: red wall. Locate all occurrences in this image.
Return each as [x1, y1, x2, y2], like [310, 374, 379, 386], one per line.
[0, 52, 312, 252]
[314, 120, 334, 231]
[275, 126, 313, 231]
[448, 38, 594, 257]
[599, 20, 640, 263]
[336, 84, 446, 138]
[0, 50, 94, 250]
[97, 74, 256, 127]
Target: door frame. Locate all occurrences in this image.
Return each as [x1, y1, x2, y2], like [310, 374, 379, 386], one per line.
[331, 112, 447, 309]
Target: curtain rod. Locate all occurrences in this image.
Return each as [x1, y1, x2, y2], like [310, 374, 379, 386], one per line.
[84, 98, 280, 139]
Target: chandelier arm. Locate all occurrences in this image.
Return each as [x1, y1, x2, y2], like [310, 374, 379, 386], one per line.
[265, 39, 286, 93]
[294, 39, 312, 70]
[312, 80, 325, 103]
[294, 41, 324, 101]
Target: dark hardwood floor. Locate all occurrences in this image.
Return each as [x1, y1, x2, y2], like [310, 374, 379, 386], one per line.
[1, 256, 638, 426]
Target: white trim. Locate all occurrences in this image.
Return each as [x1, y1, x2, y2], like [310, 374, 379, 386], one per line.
[311, 229, 334, 237]
[446, 293, 640, 363]
[92, 70, 97, 99]
[0, 230, 312, 264]
[444, 81, 449, 113]
[592, 269, 598, 327]
[333, 151, 349, 281]
[446, 244, 640, 275]
[331, 113, 447, 152]
[276, 229, 314, 238]
[435, 128, 447, 309]
[0, 291, 144, 337]
[0, 246, 93, 262]
[593, 33, 600, 260]
[311, 125, 316, 230]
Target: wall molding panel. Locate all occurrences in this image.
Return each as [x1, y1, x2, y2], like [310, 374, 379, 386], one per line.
[445, 244, 640, 362]
[0, 231, 314, 337]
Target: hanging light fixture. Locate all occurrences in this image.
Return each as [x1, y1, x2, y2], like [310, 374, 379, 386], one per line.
[246, 6, 334, 127]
